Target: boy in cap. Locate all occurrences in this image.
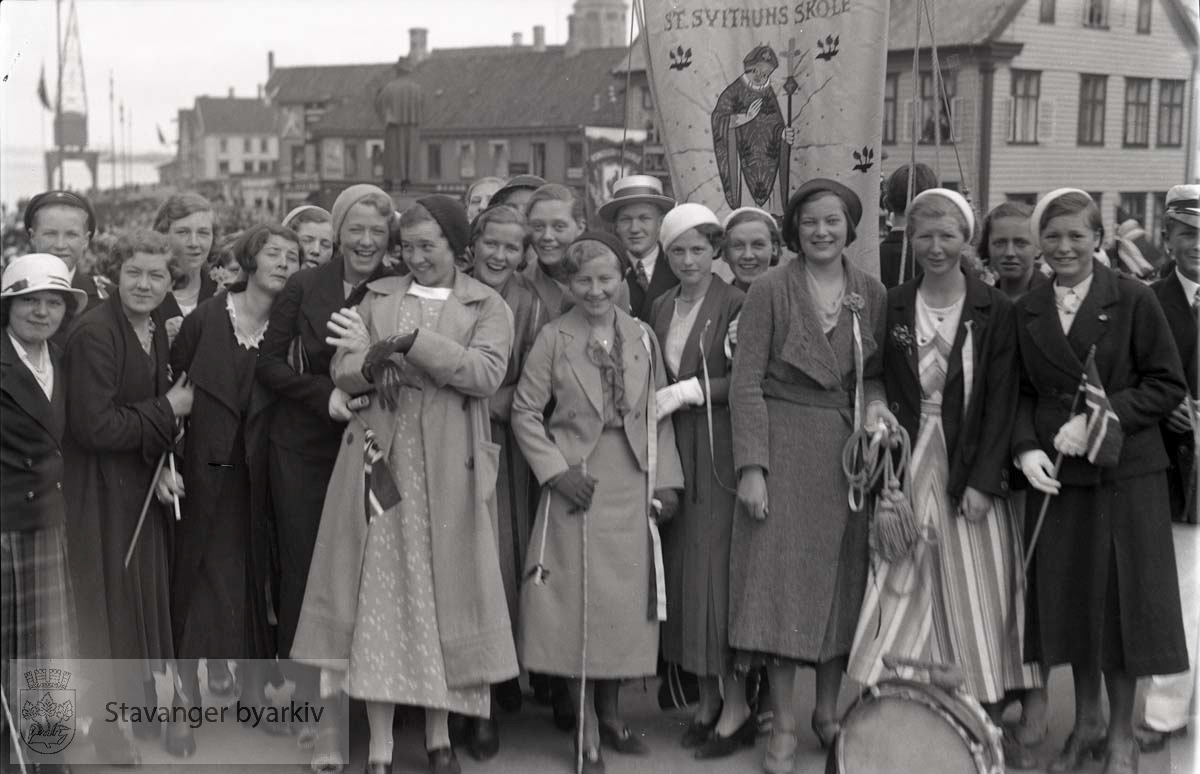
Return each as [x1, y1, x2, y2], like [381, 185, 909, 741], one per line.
[598, 175, 677, 322]
[23, 190, 104, 342]
[1140, 183, 1200, 752]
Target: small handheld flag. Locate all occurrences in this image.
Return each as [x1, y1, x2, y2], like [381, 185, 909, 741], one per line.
[363, 428, 401, 523]
[1081, 348, 1123, 468]
[37, 66, 52, 111]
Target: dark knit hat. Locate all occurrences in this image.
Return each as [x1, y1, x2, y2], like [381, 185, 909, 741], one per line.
[24, 190, 98, 235]
[417, 194, 471, 258]
[782, 178, 863, 251]
[571, 230, 628, 264]
[491, 175, 547, 207]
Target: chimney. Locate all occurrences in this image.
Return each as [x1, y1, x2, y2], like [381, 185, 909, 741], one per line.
[267, 50, 275, 78]
[512, 32, 523, 47]
[409, 27, 429, 65]
[228, 87, 235, 98]
[565, 15, 580, 57]
[533, 25, 546, 52]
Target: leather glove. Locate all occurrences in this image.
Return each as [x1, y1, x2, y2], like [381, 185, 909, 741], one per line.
[676, 377, 705, 407]
[551, 465, 597, 512]
[363, 331, 417, 383]
[1052, 413, 1088, 457]
[652, 488, 679, 524]
[655, 384, 686, 418]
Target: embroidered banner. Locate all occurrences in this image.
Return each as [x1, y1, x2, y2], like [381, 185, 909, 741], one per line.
[639, 0, 889, 274]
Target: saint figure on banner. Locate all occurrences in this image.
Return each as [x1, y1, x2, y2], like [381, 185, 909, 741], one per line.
[711, 45, 797, 214]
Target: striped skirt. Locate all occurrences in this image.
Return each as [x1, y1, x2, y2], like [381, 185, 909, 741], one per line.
[1, 526, 75, 664]
[847, 405, 1041, 703]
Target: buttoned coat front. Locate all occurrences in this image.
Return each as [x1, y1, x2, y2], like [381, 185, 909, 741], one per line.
[290, 271, 519, 689]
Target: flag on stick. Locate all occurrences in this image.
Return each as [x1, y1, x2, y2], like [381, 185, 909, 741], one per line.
[37, 66, 52, 111]
[363, 428, 400, 524]
[1081, 348, 1123, 467]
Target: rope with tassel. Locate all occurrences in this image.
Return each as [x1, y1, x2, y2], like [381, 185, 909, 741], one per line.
[843, 422, 917, 565]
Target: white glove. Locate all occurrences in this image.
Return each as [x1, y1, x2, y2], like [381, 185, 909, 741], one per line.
[1017, 449, 1061, 495]
[725, 316, 739, 358]
[1052, 413, 1088, 457]
[655, 384, 686, 418]
[676, 377, 705, 407]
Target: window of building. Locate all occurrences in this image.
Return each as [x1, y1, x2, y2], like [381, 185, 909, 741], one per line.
[244, 137, 252, 153]
[291, 144, 306, 175]
[531, 142, 547, 178]
[567, 141, 585, 169]
[219, 138, 228, 153]
[882, 73, 898, 145]
[490, 141, 510, 178]
[1157, 79, 1185, 147]
[1122, 78, 1151, 147]
[1082, 0, 1109, 28]
[1151, 192, 1166, 247]
[919, 70, 956, 144]
[261, 137, 269, 153]
[1118, 192, 1147, 226]
[426, 143, 442, 179]
[344, 142, 358, 179]
[1077, 74, 1107, 146]
[1039, 0, 1055, 23]
[258, 160, 270, 173]
[218, 160, 229, 174]
[1010, 70, 1041, 144]
[458, 141, 476, 179]
[1136, 0, 1151, 33]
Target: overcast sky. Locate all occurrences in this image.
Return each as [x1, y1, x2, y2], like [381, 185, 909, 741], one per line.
[1, 0, 605, 154]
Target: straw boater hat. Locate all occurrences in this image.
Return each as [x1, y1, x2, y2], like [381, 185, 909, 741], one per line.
[1, 253, 89, 311]
[597, 175, 676, 223]
[1165, 184, 1200, 229]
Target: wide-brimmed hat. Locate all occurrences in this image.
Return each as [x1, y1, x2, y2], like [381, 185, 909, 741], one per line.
[597, 175, 676, 223]
[782, 178, 863, 250]
[1165, 184, 1200, 229]
[1, 253, 88, 311]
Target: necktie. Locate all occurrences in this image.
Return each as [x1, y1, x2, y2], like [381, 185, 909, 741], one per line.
[1192, 289, 1199, 312]
[1059, 289, 1080, 315]
[635, 258, 650, 291]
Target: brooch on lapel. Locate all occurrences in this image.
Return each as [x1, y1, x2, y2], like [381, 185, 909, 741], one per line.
[890, 323, 915, 355]
[843, 292, 866, 315]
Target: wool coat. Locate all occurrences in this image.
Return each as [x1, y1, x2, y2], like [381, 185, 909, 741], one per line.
[885, 273, 1017, 500]
[1, 334, 68, 532]
[168, 292, 274, 659]
[62, 296, 176, 661]
[1152, 271, 1198, 523]
[48, 270, 103, 350]
[650, 277, 744, 675]
[728, 257, 886, 661]
[291, 271, 519, 688]
[1014, 264, 1188, 675]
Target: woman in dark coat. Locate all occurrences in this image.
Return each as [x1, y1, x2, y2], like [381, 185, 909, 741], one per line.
[63, 229, 194, 749]
[649, 205, 749, 758]
[0, 254, 87, 765]
[1014, 189, 1188, 774]
[166, 224, 302, 752]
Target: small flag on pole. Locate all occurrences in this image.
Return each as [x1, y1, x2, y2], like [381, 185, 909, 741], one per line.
[363, 428, 400, 524]
[1081, 348, 1123, 467]
[37, 66, 52, 111]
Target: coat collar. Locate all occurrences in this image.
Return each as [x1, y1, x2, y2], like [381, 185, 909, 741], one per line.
[779, 257, 868, 389]
[892, 271, 994, 387]
[181, 293, 247, 417]
[651, 277, 732, 380]
[1022, 263, 1119, 379]
[558, 306, 651, 418]
[0, 332, 61, 438]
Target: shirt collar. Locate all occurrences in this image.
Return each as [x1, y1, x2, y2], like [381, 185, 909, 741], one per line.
[634, 244, 660, 277]
[1176, 269, 1200, 305]
[1054, 271, 1095, 300]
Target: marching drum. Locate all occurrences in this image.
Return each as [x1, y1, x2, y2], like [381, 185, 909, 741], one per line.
[828, 658, 1004, 774]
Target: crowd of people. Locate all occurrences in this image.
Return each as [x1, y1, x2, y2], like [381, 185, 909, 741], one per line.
[0, 163, 1196, 774]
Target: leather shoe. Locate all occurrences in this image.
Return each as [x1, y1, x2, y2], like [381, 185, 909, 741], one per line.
[207, 660, 236, 698]
[574, 740, 605, 774]
[495, 677, 523, 713]
[1134, 722, 1186, 753]
[598, 722, 649, 755]
[811, 711, 841, 750]
[363, 762, 392, 774]
[763, 728, 797, 774]
[163, 720, 196, 758]
[680, 714, 717, 748]
[1048, 726, 1107, 772]
[1102, 737, 1139, 774]
[427, 746, 461, 774]
[467, 717, 500, 761]
[695, 714, 756, 759]
[1002, 727, 1038, 771]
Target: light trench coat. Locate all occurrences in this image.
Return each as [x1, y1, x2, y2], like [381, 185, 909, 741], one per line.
[290, 271, 519, 689]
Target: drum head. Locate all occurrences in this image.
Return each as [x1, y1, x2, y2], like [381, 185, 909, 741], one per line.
[837, 695, 979, 774]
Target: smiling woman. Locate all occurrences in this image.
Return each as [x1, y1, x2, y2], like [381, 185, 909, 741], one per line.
[154, 193, 219, 323]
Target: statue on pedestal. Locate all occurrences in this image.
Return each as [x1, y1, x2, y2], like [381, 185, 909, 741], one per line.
[374, 58, 423, 191]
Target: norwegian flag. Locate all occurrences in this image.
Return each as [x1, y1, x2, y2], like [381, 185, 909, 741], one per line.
[1080, 348, 1123, 468]
[363, 428, 401, 523]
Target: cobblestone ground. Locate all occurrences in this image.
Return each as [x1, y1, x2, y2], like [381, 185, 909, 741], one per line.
[46, 667, 1196, 773]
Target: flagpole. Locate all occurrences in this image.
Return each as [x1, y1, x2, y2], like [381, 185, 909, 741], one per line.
[109, 71, 117, 191]
[55, 0, 64, 189]
[1022, 345, 1095, 574]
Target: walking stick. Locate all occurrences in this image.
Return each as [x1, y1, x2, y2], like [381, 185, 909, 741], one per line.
[1, 684, 28, 774]
[576, 461, 589, 774]
[167, 451, 182, 522]
[124, 451, 168, 569]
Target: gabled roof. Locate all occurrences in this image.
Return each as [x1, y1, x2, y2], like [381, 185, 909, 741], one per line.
[887, 0, 1023, 49]
[194, 96, 276, 135]
[283, 45, 630, 139]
